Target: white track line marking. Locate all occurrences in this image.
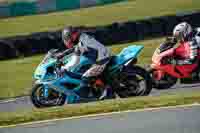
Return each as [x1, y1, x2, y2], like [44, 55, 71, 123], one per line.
[0, 97, 27, 104]
[0, 103, 199, 129]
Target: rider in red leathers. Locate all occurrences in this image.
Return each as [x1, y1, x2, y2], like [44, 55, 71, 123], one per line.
[171, 22, 200, 65]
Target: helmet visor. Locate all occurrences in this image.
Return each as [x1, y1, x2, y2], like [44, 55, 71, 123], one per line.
[62, 33, 71, 42]
[174, 31, 184, 41]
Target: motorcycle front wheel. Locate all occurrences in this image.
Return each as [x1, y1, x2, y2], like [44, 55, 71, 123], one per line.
[114, 66, 152, 98]
[150, 69, 177, 89]
[31, 84, 66, 108]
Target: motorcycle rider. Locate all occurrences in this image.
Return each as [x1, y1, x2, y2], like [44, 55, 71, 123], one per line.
[170, 22, 200, 65]
[57, 27, 111, 99]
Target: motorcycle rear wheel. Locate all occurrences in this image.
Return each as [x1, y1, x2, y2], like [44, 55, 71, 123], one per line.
[114, 66, 152, 98]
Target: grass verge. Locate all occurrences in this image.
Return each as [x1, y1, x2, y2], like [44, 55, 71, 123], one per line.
[0, 37, 163, 99]
[0, 0, 200, 37]
[0, 91, 200, 126]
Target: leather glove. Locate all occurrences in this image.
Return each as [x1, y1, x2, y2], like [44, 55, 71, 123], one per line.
[166, 37, 177, 43]
[53, 53, 64, 59]
[57, 68, 66, 77]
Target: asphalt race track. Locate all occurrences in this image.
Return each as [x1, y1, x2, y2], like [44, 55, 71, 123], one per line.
[1, 105, 200, 133]
[0, 83, 200, 112]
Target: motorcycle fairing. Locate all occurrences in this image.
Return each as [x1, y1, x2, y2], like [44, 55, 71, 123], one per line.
[110, 45, 143, 68]
[153, 64, 198, 79]
[34, 58, 57, 81]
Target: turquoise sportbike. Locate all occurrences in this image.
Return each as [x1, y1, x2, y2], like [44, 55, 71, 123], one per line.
[31, 45, 152, 108]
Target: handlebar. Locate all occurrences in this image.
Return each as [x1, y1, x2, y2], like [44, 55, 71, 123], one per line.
[52, 48, 75, 60]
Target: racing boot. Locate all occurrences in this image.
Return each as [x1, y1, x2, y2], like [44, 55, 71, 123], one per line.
[76, 77, 90, 98]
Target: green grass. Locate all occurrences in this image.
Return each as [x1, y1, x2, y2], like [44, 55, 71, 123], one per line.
[0, 91, 200, 126]
[0, 0, 200, 37]
[0, 54, 43, 99]
[0, 37, 164, 99]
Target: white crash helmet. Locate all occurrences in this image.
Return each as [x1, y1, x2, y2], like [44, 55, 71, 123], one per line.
[173, 22, 192, 41]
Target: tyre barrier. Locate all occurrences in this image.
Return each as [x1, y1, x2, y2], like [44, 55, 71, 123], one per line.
[0, 40, 18, 59]
[0, 11, 200, 60]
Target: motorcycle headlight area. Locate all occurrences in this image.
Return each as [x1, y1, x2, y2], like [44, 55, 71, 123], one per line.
[35, 68, 57, 81]
[44, 73, 58, 81]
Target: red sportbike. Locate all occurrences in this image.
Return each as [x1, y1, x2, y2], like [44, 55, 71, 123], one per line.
[150, 39, 200, 89]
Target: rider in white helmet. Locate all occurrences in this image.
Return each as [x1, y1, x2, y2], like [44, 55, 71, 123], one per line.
[57, 27, 111, 99]
[172, 22, 199, 65]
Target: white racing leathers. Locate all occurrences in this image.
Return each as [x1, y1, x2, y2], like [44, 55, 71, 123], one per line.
[195, 28, 200, 47]
[62, 33, 111, 78]
[176, 28, 200, 65]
